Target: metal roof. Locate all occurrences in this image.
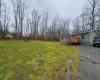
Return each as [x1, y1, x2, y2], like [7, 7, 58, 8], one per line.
[59, 30, 95, 38]
[60, 29, 100, 38]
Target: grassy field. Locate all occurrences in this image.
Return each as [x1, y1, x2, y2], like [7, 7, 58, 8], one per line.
[0, 40, 79, 80]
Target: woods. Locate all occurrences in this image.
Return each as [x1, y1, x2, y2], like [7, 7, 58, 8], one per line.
[0, 0, 100, 41]
[0, 0, 10, 39]
[73, 0, 100, 34]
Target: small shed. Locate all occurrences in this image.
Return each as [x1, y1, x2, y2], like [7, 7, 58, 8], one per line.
[5, 34, 13, 39]
[60, 35, 68, 44]
[60, 30, 99, 45]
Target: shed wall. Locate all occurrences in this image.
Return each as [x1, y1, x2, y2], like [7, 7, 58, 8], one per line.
[60, 37, 67, 44]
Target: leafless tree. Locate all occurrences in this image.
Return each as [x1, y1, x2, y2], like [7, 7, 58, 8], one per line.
[80, 12, 86, 32]
[95, 4, 100, 29]
[51, 14, 59, 41]
[73, 17, 80, 33]
[31, 9, 41, 39]
[0, 0, 1, 16]
[18, 0, 26, 39]
[0, 0, 2, 30]
[11, 0, 19, 39]
[40, 10, 48, 40]
[0, 0, 10, 38]
[26, 18, 30, 37]
[11, 0, 26, 39]
[63, 18, 70, 35]
[85, 0, 100, 30]
[3, 3, 10, 32]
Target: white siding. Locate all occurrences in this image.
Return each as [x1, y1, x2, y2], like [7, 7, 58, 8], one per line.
[80, 31, 97, 45]
[60, 31, 98, 45]
[81, 33, 90, 43]
[89, 32, 97, 45]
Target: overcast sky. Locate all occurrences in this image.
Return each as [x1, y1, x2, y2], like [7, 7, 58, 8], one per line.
[4, 0, 86, 23]
[27, 0, 86, 19]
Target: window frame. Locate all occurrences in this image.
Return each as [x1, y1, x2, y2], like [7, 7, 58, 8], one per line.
[81, 34, 84, 39]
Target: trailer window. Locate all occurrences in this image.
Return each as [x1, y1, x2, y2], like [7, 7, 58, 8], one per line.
[94, 37, 100, 39]
[94, 37, 98, 39]
[81, 34, 84, 39]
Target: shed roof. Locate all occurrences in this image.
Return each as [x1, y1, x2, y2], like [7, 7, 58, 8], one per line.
[72, 30, 94, 35]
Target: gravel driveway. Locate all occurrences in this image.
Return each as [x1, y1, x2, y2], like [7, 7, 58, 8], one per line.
[79, 45, 100, 80]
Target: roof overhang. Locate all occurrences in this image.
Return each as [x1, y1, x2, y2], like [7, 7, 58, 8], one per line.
[59, 29, 100, 38]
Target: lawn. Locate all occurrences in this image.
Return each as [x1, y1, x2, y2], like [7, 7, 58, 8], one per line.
[0, 40, 79, 80]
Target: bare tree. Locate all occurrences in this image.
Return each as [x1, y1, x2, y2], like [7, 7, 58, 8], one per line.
[0, 0, 2, 30]
[11, 0, 26, 39]
[0, 0, 2, 38]
[63, 18, 70, 35]
[0, 0, 1, 16]
[86, 0, 100, 30]
[51, 14, 59, 41]
[18, 0, 26, 39]
[11, 0, 19, 39]
[26, 18, 30, 37]
[80, 13, 86, 31]
[40, 10, 48, 40]
[0, 0, 1, 19]
[73, 17, 80, 33]
[3, 3, 10, 32]
[95, 4, 100, 29]
[31, 9, 41, 39]
[0, 0, 10, 38]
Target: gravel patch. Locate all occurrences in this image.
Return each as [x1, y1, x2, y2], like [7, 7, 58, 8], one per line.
[79, 46, 100, 80]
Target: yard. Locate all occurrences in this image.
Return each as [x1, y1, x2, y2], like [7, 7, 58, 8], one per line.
[0, 40, 79, 80]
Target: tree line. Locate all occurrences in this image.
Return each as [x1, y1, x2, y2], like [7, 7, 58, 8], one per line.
[73, 0, 100, 34]
[0, 0, 100, 41]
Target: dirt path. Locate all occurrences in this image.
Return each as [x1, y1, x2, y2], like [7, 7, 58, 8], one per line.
[79, 46, 100, 80]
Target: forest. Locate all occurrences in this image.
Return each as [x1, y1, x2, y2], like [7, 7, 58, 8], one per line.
[0, 0, 100, 41]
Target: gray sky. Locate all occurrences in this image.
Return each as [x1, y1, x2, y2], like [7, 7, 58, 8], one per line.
[4, 0, 86, 23]
[27, 0, 86, 19]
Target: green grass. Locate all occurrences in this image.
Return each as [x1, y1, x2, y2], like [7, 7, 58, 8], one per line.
[0, 40, 79, 80]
